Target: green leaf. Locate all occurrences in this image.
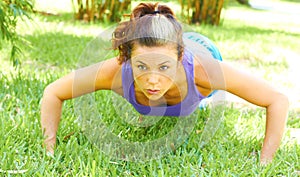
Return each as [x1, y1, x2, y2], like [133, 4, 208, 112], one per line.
[0, 0, 33, 67]
[10, 44, 22, 67]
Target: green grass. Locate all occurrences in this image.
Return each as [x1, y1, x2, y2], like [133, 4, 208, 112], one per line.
[1, 0, 300, 176]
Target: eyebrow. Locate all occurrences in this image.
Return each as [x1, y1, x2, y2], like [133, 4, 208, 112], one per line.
[158, 61, 170, 65]
[135, 61, 170, 65]
[136, 61, 147, 65]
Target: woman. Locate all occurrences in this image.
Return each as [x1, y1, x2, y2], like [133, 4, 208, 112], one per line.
[41, 2, 289, 164]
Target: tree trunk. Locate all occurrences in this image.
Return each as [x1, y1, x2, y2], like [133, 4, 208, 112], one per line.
[181, 0, 225, 25]
[74, 0, 131, 23]
[236, 0, 250, 6]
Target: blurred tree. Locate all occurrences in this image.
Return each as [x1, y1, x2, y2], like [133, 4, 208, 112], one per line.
[236, 0, 250, 6]
[72, 0, 247, 25]
[0, 0, 33, 67]
[73, 0, 131, 22]
[179, 0, 224, 25]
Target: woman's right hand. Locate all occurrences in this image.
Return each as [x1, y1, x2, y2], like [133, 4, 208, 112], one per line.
[44, 135, 55, 155]
[41, 84, 65, 155]
[40, 58, 122, 154]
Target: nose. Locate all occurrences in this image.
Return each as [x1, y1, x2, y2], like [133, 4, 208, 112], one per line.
[147, 73, 159, 85]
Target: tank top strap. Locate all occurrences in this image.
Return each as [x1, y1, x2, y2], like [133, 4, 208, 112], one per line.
[122, 60, 134, 101]
[121, 49, 205, 116]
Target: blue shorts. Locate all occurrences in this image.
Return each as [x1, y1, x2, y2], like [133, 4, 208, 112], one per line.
[183, 32, 223, 108]
[184, 32, 222, 97]
[183, 32, 223, 63]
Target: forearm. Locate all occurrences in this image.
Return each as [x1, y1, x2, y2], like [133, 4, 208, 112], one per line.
[41, 89, 63, 154]
[260, 94, 289, 164]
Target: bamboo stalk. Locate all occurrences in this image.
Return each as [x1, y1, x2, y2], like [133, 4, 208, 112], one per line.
[187, 0, 191, 24]
[179, 0, 184, 18]
[201, 0, 208, 23]
[119, 0, 125, 12]
[215, 0, 224, 25]
[90, 0, 95, 21]
[99, 0, 108, 21]
[194, 0, 200, 23]
[210, 0, 217, 24]
[86, 0, 89, 18]
[75, 0, 83, 20]
[108, 0, 115, 21]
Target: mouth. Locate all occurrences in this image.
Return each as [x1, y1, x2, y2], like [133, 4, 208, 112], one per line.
[146, 89, 160, 95]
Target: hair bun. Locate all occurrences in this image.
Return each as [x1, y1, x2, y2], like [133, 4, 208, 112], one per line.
[131, 2, 175, 19]
[157, 5, 174, 16]
[113, 2, 182, 64]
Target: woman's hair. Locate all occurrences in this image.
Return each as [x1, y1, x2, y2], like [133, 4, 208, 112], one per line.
[112, 2, 184, 64]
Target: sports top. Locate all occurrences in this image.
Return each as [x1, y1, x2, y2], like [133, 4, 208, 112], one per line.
[121, 32, 222, 116]
[121, 49, 205, 117]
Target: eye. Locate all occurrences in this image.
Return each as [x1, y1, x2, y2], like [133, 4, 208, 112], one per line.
[159, 65, 169, 71]
[138, 65, 147, 70]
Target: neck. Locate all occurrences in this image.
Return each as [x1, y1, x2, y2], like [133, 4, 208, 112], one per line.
[164, 63, 188, 104]
[135, 91, 167, 106]
[136, 63, 187, 106]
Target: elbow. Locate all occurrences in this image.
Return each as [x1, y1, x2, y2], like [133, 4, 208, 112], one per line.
[42, 84, 64, 102]
[43, 84, 55, 99]
[268, 92, 289, 109]
[277, 93, 289, 108]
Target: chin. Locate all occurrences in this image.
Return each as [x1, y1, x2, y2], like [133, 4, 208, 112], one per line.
[146, 94, 164, 101]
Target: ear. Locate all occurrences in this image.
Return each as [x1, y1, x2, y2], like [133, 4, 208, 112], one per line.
[177, 60, 183, 69]
[177, 44, 184, 62]
[178, 51, 184, 62]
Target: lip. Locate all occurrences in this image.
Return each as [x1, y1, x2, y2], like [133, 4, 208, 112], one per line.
[146, 89, 160, 95]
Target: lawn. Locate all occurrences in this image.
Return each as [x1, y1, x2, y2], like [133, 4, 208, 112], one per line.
[0, 0, 300, 176]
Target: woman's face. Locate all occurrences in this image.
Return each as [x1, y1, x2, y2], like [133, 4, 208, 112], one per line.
[131, 45, 179, 101]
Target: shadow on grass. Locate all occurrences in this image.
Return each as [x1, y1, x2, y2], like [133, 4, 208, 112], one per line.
[280, 0, 300, 2]
[195, 23, 299, 70]
[34, 12, 117, 27]
[22, 31, 114, 70]
[206, 22, 300, 41]
[7, 11, 300, 72]
[34, 12, 76, 23]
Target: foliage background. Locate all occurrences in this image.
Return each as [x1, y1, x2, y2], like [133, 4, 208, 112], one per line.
[0, 0, 33, 66]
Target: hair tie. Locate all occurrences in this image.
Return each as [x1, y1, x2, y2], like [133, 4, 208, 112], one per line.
[151, 10, 160, 14]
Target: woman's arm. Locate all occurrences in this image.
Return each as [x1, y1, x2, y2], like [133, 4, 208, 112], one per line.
[195, 58, 289, 164]
[41, 58, 122, 154]
[220, 62, 289, 164]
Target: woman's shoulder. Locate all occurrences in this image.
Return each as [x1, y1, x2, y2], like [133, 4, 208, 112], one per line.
[93, 57, 123, 91]
[193, 53, 224, 90]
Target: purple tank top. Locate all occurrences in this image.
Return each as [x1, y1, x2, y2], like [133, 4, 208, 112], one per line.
[121, 50, 205, 116]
